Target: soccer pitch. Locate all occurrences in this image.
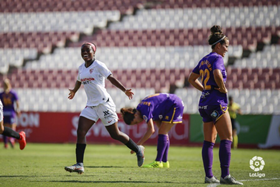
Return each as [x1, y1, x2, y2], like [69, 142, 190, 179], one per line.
[0, 143, 279, 187]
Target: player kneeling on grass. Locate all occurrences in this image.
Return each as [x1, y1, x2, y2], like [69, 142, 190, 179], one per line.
[121, 93, 184, 168]
[0, 100, 26, 150]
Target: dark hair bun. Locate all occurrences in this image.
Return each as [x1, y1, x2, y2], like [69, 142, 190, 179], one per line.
[208, 25, 226, 46]
[210, 25, 223, 35]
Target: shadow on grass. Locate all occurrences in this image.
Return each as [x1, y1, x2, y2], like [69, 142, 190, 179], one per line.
[49, 180, 199, 184]
[0, 175, 201, 185]
[85, 166, 131, 169]
[50, 180, 152, 184]
[0, 175, 35, 178]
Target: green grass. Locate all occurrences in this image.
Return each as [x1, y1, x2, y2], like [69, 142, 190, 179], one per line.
[0, 143, 279, 187]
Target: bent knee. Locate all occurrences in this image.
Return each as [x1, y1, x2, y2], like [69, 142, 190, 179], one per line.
[110, 133, 121, 140]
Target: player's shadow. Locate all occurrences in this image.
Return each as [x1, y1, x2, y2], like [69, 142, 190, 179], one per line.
[0, 175, 35, 178]
[85, 165, 131, 169]
[50, 180, 153, 184]
[50, 180, 198, 185]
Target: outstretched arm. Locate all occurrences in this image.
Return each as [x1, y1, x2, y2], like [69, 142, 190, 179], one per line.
[107, 74, 134, 99]
[68, 81, 81, 99]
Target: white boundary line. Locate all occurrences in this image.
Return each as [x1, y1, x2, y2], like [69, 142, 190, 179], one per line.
[240, 178, 280, 182]
[207, 178, 280, 187]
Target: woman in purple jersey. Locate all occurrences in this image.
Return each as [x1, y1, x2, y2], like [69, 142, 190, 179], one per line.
[121, 93, 184, 168]
[188, 25, 242, 185]
[0, 78, 21, 148]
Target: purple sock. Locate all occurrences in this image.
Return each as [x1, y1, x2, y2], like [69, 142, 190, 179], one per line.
[155, 134, 168, 162]
[3, 135, 8, 144]
[162, 135, 170, 162]
[219, 140, 232, 178]
[202, 141, 215, 178]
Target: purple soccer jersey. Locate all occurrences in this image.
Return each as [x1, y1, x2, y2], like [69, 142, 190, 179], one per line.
[192, 52, 228, 107]
[0, 90, 19, 123]
[136, 93, 184, 123]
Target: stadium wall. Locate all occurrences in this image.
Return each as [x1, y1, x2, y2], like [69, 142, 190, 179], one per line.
[6, 112, 189, 145]
[190, 114, 280, 149]
[1, 112, 279, 149]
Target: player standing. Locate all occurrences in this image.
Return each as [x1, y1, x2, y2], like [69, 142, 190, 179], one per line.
[0, 79, 21, 148]
[121, 93, 184, 168]
[188, 25, 243, 185]
[0, 82, 26, 150]
[65, 42, 144, 174]
[228, 96, 242, 149]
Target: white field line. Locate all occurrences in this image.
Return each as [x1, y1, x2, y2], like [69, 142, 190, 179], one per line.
[240, 177, 280, 182]
[207, 178, 280, 187]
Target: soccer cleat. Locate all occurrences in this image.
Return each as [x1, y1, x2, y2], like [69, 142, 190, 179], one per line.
[136, 145, 145, 167]
[4, 143, 8, 149]
[220, 175, 243, 185]
[162, 161, 170, 168]
[142, 161, 163, 168]
[205, 176, 220, 183]
[18, 131, 26, 150]
[65, 164, 84, 174]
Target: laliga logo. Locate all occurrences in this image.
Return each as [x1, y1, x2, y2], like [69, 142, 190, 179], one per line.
[250, 156, 265, 172]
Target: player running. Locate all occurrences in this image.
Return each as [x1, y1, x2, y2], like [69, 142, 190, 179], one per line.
[64, 42, 144, 174]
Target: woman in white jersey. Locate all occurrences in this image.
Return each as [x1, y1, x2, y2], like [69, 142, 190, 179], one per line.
[65, 42, 144, 174]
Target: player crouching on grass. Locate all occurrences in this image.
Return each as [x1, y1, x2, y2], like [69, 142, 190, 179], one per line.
[121, 93, 184, 168]
[0, 100, 26, 150]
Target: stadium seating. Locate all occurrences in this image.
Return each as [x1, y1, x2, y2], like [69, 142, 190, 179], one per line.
[0, 0, 279, 114]
[23, 46, 244, 70]
[0, 0, 143, 14]
[12, 88, 155, 113]
[234, 45, 280, 68]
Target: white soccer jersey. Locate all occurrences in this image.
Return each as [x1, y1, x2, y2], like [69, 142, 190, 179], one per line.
[77, 60, 112, 106]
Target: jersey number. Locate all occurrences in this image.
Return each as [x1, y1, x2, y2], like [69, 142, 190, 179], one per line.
[3, 97, 12, 105]
[199, 69, 211, 90]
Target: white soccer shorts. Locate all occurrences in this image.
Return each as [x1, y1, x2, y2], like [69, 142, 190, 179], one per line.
[80, 98, 118, 126]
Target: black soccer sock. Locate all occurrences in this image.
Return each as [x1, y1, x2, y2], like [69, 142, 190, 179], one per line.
[76, 143, 86, 164]
[125, 138, 139, 153]
[2, 127, 20, 139]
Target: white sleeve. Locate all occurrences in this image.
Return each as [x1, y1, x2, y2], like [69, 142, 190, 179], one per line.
[98, 62, 112, 78]
[77, 73, 81, 82]
[77, 66, 82, 82]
